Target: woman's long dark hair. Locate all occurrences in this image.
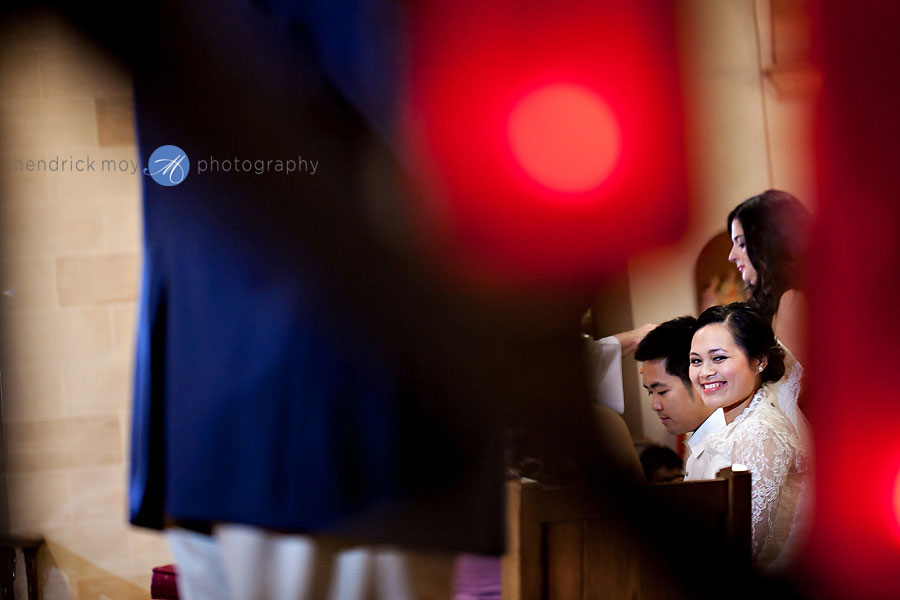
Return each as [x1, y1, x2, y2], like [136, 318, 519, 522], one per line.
[727, 190, 811, 323]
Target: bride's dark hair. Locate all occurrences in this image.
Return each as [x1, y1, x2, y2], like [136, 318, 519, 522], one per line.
[727, 190, 811, 324]
[695, 303, 786, 385]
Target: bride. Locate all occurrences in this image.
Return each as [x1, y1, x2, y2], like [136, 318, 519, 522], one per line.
[688, 303, 808, 569]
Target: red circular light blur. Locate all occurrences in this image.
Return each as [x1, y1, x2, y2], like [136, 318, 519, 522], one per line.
[508, 84, 621, 194]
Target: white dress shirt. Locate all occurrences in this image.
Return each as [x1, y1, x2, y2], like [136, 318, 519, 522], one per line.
[683, 407, 727, 481]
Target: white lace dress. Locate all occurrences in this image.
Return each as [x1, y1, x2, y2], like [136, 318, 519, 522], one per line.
[701, 386, 809, 569]
[769, 343, 811, 449]
[765, 344, 814, 570]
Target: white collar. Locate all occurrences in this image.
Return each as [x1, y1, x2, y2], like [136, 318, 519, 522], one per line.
[686, 408, 726, 453]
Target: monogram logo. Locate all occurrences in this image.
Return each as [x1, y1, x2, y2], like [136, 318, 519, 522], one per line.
[144, 145, 190, 186]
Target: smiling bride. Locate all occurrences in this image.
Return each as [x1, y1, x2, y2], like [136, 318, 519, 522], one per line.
[686, 302, 809, 570]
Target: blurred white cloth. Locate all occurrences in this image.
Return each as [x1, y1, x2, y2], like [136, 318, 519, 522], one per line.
[167, 526, 454, 600]
[584, 335, 625, 414]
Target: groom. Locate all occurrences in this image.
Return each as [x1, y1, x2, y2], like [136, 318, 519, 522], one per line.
[635, 317, 723, 480]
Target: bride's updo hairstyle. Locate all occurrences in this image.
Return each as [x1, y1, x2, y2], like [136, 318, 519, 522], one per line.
[727, 190, 811, 323]
[695, 303, 786, 385]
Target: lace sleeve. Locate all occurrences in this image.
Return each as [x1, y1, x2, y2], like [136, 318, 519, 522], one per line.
[731, 418, 796, 560]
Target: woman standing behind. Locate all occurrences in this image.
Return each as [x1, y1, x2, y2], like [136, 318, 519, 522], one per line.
[688, 303, 808, 570]
[727, 190, 811, 364]
[727, 191, 811, 431]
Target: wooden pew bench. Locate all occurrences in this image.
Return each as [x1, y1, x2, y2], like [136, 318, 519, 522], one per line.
[502, 467, 751, 600]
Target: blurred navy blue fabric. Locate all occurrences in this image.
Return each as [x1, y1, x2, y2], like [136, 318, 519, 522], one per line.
[125, 0, 510, 553]
[5, 0, 607, 557]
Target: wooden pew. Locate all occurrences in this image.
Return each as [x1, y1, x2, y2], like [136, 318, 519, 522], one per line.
[502, 467, 751, 600]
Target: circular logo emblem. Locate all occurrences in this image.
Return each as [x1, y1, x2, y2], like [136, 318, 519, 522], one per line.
[144, 145, 190, 186]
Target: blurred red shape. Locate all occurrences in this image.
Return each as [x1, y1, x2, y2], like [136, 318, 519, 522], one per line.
[402, 0, 687, 288]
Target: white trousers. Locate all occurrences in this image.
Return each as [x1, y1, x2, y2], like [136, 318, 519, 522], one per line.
[167, 525, 454, 600]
